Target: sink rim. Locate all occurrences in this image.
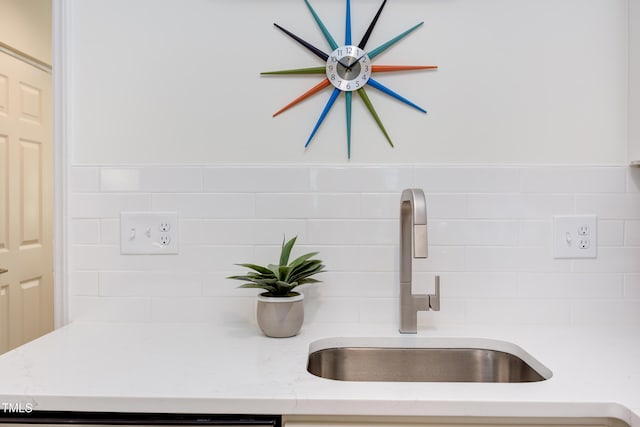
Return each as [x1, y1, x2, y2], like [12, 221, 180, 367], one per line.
[308, 336, 553, 381]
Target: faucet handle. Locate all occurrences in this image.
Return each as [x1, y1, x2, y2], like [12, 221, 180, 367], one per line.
[428, 275, 440, 311]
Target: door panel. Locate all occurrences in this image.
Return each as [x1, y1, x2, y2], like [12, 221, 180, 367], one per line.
[0, 50, 53, 354]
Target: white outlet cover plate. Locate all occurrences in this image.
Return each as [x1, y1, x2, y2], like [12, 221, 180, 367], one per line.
[553, 215, 597, 259]
[120, 212, 179, 254]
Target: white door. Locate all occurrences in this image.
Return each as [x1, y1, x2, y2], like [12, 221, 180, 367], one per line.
[0, 50, 53, 354]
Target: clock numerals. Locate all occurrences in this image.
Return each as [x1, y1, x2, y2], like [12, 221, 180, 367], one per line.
[326, 45, 371, 92]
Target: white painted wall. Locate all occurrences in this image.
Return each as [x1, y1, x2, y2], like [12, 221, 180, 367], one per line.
[631, 0, 640, 163]
[69, 0, 628, 164]
[0, 0, 51, 64]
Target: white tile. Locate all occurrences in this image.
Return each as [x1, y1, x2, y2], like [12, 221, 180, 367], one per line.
[199, 220, 255, 245]
[435, 272, 518, 298]
[518, 221, 551, 247]
[152, 194, 253, 218]
[203, 272, 260, 297]
[68, 271, 100, 296]
[413, 246, 466, 272]
[521, 167, 626, 193]
[70, 167, 100, 193]
[100, 167, 203, 193]
[254, 194, 309, 218]
[70, 194, 152, 218]
[465, 247, 570, 272]
[417, 299, 467, 326]
[596, 220, 624, 246]
[177, 219, 203, 245]
[69, 296, 152, 322]
[143, 167, 202, 192]
[310, 166, 413, 193]
[429, 220, 519, 246]
[151, 297, 254, 323]
[304, 297, 360, 323]
[468, 195, 574, 219]
[428, 195, 468, 219]
[313, 272, 396, 297]
[573, 247, 640, 273]
[204, 167, 309, 192]
[307, 220, 396, 245]
[100, 168, 142, 192]
[517, 273, 624, 298]
[251, 220, 308, 244]
[358, 298, 396, 323]
[100, 271, 203, 297]
[625, 275, 640, 298]
[624, 220, 640, 246]
[308, 194, 362, 218]
[360, 193, 400, 219]
[414, 167, 520, 193]
[575, 194, 640, 219]
[628, 168, 640, 193]
[571, 300, 640, 326]
[467, 299, 570, 325]
[356, 245, 398, 272]
[100, 219, 120, 244]
[70, 220, 101, 244]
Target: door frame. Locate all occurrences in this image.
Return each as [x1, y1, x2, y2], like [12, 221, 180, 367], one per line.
[52, 0, 69, 327]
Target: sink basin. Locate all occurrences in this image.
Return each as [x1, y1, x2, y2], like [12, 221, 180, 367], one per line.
[307, 337, 551, 383]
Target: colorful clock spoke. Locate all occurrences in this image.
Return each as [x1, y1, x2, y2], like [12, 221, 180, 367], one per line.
[262, 66, 326, 75]
[345, 0, 352, 46]
[358, 0, 387, 49]
[304, 0, 339, 50]
[367, 78, 427, 114]
[305, 88, 342, 149]
[273, 78, 332, 117]
[273, 23, 329, 61]
[371, 65, 438, 73]
[367, 22, 424, 60]
[357, 88, 393, 147]
[345, 91, 353, 158]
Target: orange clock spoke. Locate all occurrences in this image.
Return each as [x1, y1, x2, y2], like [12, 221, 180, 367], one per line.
[372, 65, 438, 73]
[273, 79, 332, 117]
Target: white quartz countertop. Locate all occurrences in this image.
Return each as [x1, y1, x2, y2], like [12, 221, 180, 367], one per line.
[0, 321, 639, 425]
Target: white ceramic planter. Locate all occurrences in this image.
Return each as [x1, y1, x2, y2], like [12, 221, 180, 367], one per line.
[256, 292, 304, 338]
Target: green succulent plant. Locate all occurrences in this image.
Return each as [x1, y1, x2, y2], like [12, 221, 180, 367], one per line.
[227, 236, 326, 297]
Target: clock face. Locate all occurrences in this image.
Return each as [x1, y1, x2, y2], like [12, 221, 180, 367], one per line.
[326, 45, 371, 92]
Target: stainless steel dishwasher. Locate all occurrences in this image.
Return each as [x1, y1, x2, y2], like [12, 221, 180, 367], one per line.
[0, 412, 280, 427]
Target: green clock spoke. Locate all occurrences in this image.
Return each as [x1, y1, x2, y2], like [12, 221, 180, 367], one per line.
[274, 23, 329, 61]
[305, 88, 342, 149]
[358, 0, 387, 49]
[345, 0, 352, 45]
[367, 78, 427, 114]
[261, 66, 326, 75]
[368, 22, 424, 60]
[304, 0, 338, 50]
[357, 88, 393, 147]
[345, 91, 352, 158]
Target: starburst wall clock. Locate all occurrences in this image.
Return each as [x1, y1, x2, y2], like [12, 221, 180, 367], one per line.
[261, 0, 437, 159]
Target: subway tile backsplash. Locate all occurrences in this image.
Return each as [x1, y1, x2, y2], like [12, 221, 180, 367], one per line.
[67, 165, 640, 327]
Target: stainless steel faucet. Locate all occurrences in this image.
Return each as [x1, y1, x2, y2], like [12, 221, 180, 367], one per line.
[399, 188, 440, 334]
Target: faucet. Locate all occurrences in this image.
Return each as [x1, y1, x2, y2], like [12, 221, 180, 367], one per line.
[399, 188, 440, 334]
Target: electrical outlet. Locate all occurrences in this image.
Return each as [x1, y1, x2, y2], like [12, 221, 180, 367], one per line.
[553, 215, 597, 259]
[120, 212, 178, 254]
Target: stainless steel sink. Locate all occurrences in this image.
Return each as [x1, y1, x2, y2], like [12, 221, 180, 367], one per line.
[307, 337, 551, 383]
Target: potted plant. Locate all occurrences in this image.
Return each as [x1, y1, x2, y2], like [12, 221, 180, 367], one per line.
[227, 236, 325, 337]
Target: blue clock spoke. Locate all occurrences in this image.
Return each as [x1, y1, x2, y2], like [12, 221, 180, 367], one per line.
[274, 23, 329, 61]
[358, 0, 387, 49]
[345, 0, 352, 45]
[368, 22, 424, 60]
[367, 78, 427, 114]
[305, 88, 342, 148]
[345, 91, 352, 159]
[304, 0, 338, 50]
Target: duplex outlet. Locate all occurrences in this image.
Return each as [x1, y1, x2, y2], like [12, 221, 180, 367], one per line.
[120, 212, 179, 254]
[553, 215, 597, 259]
